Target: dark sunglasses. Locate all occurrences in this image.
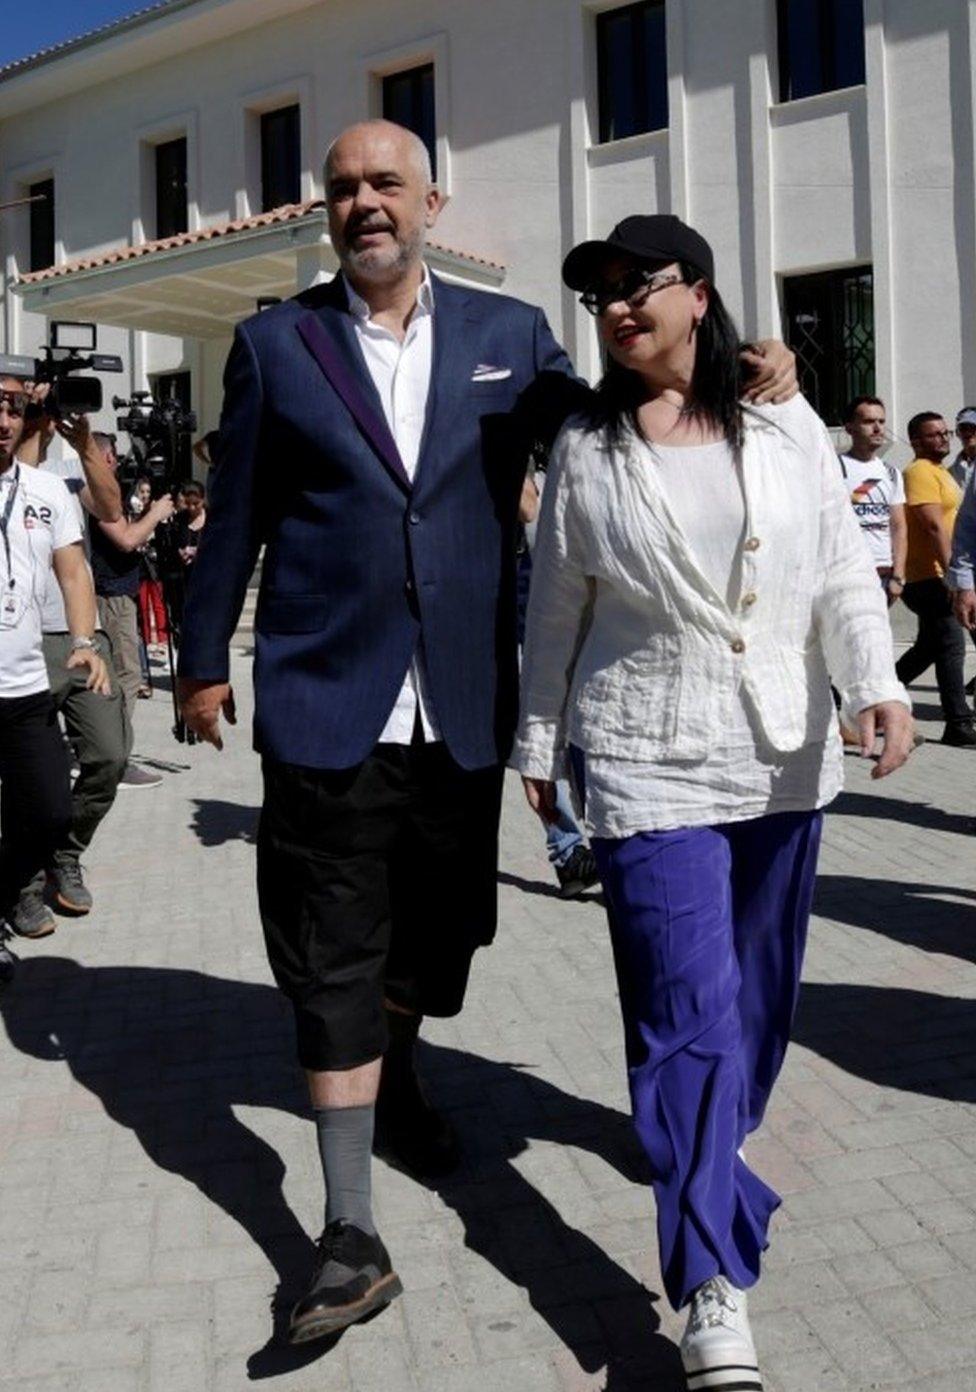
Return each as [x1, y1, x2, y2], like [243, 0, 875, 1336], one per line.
[580, 266, 683, 317]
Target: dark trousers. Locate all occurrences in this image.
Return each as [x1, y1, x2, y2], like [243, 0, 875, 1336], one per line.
[43, 632, 129, 864]
[0, 692, 72, 915]
[895, 578, 970, 725]
[257, 743, 504, 1072]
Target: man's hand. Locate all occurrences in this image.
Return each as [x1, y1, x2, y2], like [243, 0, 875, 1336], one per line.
[178, 678, 236, 749]
[953, 588, 976, 630]
[66, 648, 112, 697]
[856, 701, 915, 779]
[741, 340, 799, 405]
[54, 411, 93, 457]
[149, 494, 176, 525]
[522, 775, 559, 824]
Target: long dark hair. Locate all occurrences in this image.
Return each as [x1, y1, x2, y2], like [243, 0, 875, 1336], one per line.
[588, 261, 744, 449]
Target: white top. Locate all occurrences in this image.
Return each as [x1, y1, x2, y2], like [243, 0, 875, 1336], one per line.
[838, 452, 905, 568]
[512, 395, 908, 838]
[0, 462, 83, 698]
[38, 454, 89, 632]
[345, 268, 440, 744]
[580, 438, 841, 836]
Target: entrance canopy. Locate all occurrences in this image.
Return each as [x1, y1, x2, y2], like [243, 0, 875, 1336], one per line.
[14, 200, 506, 338]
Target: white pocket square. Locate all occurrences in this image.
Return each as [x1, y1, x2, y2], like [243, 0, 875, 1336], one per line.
[471, 365, 512, 382]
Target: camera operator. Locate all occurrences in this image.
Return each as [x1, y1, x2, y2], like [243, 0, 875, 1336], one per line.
[0, 375, 109, 965]
[12, 394, 133, 930]
[88, 432, 175, 782]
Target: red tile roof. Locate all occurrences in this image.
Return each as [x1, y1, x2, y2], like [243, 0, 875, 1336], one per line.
[17, 200, 505, 284]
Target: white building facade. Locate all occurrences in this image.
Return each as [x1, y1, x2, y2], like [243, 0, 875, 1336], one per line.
[0, 0, 971, 463]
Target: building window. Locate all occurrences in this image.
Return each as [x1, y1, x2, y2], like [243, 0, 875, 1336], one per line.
[596, 1, 668, 144]
[783, 266, 874, 426]
[382, 64, 436, 178]
[155, 138, 188, 240]
[261, 105, 302, 211]
[29, 178, 55, 271]
[777, 0, 865, 103]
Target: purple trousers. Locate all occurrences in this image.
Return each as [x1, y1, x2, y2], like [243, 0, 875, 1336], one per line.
[590, 808, 823, 1310]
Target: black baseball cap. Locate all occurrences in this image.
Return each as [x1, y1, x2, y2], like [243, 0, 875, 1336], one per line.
[562, 214, 715, 291]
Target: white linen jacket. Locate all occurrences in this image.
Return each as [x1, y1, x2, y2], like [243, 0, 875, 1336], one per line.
[513, 394, 909, 781]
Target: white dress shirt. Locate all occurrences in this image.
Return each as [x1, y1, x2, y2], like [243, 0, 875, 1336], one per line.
[513, 395, 908, 837]
[345, 268, 441, 744]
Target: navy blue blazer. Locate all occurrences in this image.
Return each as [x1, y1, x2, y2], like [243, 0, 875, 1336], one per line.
[178, 272, 584, 770]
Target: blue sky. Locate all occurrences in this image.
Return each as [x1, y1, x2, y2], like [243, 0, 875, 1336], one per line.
[1, 2, 154, 68]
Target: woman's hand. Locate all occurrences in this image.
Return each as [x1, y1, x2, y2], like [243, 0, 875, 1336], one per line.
[856, 701, 915, 779]
[522, 776, 559, 824]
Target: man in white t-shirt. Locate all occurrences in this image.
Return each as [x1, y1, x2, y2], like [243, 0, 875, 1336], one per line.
[0, 376, 110, 978]
[840, 395, 907, 606]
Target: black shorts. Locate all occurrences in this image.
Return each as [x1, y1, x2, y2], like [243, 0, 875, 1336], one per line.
[256, 744, 504, 1071]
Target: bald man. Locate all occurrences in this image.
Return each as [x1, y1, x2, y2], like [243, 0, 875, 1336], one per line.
[178, 119, 798, 1343]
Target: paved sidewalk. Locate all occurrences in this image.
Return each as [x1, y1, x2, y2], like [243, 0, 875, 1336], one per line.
[2, 636, 976, 1392]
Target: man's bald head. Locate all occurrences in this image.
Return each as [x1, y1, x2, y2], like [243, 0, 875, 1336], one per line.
[325, 120, 432, 188]
[324, 120, 442, 292]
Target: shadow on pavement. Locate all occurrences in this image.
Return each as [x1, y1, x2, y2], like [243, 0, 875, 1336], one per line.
[497, 870, 605, 909]
[189, 797, 260, 847]
[814, 874, 976, 966]
[0, 958, 680, 1390]
[793, 982, 976, 1105]
[831, 790, 975, 837]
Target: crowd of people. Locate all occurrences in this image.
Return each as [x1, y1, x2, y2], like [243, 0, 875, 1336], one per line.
[0, 399, 208, 951]
[1, 114, 972, 1390]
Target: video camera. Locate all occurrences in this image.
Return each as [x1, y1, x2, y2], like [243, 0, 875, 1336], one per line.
[0, 320, 122, 415]
[113, 391, 198, 493]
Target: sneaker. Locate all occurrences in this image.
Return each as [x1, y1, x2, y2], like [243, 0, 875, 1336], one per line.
[9, 889, 56, 939]
[941, 721, 976, 748]
[49, 860, 93, 915]
[289, 1221, 402, 1345]
[136, 685, 153, 700]
[118, 763, 162, 789]
[556, 845, 600, 899]
[680, 1276, 762, 1391]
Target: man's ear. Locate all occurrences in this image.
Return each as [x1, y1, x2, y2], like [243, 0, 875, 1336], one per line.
[424, 187, 446, 227]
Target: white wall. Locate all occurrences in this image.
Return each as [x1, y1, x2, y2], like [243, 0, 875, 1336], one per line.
[0, 0, 972, 453]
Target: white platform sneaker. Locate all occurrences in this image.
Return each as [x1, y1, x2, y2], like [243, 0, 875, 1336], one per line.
[679, 1275, 762, 1391]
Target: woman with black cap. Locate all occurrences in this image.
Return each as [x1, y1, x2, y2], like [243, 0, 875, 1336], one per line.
[513, 215, 914, 1390]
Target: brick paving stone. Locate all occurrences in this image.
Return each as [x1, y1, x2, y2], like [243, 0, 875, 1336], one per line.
[2, 649, 976, 1390]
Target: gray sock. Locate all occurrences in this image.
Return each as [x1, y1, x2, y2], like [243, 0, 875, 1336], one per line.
[314, 1103, 376, 1235]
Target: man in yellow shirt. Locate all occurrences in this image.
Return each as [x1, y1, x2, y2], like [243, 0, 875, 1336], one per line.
[896, 411, 975, 745]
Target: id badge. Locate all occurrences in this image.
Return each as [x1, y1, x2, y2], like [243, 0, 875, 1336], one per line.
[0, 589, 27, 630]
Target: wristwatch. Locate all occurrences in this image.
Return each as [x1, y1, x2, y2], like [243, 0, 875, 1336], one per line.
[888, 575, 906, 588]
[70, 635, 103, 654]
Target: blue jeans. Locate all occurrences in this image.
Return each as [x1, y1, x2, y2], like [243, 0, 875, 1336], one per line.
[546, 780, 584, 866]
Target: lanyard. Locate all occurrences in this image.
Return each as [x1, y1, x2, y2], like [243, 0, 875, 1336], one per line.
[0, 465, 20, 590]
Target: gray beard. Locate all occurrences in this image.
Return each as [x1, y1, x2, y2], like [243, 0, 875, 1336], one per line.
[341, 228, 425, 283]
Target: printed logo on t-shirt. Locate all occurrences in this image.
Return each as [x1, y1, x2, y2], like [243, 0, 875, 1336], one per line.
[849, 480, 890, 531]
[22, 502, 53, 530]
